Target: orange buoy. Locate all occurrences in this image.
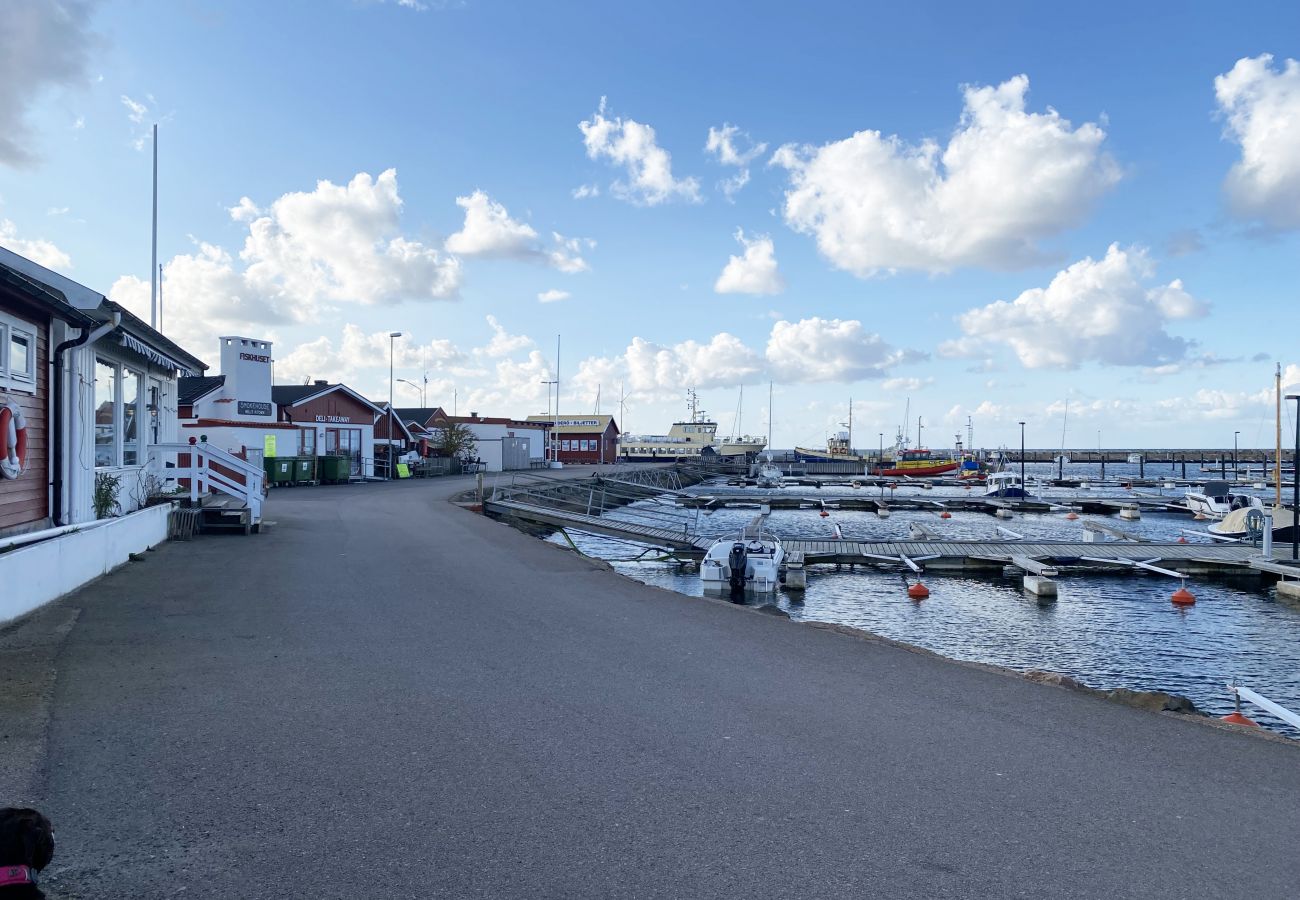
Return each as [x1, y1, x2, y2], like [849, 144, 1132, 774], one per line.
[907, 582, 929, 600]
[1065, 511, 1079, 521]
[940, 511, 952, 519]
[1177, 536, 1188, 544]
[819, 509, 829, 518]
[1171, 585, 1196, 605]
[1220, 711, 1259, 727]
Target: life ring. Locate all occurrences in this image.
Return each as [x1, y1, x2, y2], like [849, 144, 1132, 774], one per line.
[0, 401, 28, 479]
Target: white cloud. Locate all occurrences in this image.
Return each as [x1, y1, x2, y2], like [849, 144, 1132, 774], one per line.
[240, 168, 461, 310]
[882, 377, 932, 392]
[572, 183, 600, 200]
[1215, 54, 1300, 230]
[579, 97, 701, 205]
[941, 244, 1207, 369]
[444, 190, 538, 256]
[444, 191, 591, 272]
[228, 196, 261, 222]
[479, 314, 534, 358]
[706, 123, 766, 202]
[121, 94, 147, 124]
[0, 0, 95, 167]
[766, 317, 912, 382]
[537, 289, 570, 303]
[0, 218, 73, 269]
[771, 75, 1119, 275]
[705, 123, 767, 167]
[714, 229, 785, 295]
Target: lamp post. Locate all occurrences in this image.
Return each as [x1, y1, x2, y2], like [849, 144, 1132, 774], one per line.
[878, 433, 884, 464]
[388, 332, 402, 480]
[397, 377, 425, 407]
[1019, 421, 1026, 490]
[1288, 392, 1299, 561]
[1234, 430, 1240, 482]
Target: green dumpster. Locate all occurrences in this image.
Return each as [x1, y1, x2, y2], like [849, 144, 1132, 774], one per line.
[294, 456, 316, 484]
[317, 455, 349, 484]
[264, 457, 295, 486]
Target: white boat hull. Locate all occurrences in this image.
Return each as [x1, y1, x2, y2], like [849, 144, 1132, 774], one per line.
[700, 537, 785, 593]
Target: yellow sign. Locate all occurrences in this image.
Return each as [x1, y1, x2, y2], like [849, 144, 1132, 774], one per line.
[264, 434, 277, 457]
[396, 463, 411, 479]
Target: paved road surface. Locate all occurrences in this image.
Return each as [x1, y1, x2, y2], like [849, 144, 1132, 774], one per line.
[6, 472, 1299, 898]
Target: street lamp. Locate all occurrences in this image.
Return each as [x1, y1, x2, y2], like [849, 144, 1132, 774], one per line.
[1234, 430, 1240, 481]
[397, 377, 425, 407]
[1288, 392, 1299, 561]
[388, 332, 402, 480]
[1019, 421, 1026, 490]
[878, 433, 884, 463]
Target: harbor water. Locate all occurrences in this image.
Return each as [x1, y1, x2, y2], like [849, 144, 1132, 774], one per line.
[551, 463, 1300, 735]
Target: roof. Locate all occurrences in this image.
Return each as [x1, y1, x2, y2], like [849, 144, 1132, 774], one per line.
[372, 402, 415, 442]
[523, 414, 618, 435]
[0, 260, 98, 327]
[101, 299, 208, 374]
[271, 382, 384, 414]
[394, 407, 446, 426]
[178, 375, 226, 405]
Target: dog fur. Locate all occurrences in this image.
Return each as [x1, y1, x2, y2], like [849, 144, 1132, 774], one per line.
[0, 808, 54, 899]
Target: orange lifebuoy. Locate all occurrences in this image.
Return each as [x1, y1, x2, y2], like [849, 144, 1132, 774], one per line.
[1, 401, 28, 479]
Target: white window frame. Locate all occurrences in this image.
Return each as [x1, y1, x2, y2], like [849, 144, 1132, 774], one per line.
[0, 311, 38, 394]
[94, 357, 147, 469]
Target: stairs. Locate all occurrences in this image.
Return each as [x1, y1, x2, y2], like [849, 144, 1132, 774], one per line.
[184, 494, 256, 535]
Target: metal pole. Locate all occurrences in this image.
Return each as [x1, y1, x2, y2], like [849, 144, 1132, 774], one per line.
[389, 332, 401, 480]
[150, 123, 158, 329]
[1019, 421, 1026, 490]
[1234, 431, 1239, 482]
[1291, 396, 1299, 561]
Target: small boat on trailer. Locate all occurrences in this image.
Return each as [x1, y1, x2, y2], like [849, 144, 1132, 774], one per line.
[700, 526, 786, 595]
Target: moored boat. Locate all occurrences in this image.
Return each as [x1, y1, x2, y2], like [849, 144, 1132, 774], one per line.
[619, 389, 765, 461]
[985, 471, 1032, 498]
[700, 529, 785, 594]
[1184, 480, 1263, 518]
[1208, 506, 1297, 541]
[872, 447, 959, 477]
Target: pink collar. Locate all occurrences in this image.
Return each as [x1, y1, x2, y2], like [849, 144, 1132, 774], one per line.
[0, 865, 35, 887]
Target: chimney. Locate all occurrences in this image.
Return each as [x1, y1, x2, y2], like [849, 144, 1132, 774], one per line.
[314, 379, 328, 386]
[470, 411, 478, 419]
[218, 336, 273, 419]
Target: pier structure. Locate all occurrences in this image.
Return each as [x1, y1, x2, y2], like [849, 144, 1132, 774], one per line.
[485, 469, 1300, 592]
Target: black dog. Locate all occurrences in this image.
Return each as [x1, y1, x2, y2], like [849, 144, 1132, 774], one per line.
[0, 808, 54, 899]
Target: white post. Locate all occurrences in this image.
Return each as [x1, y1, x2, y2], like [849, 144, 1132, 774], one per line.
[150, 123, 158, 329]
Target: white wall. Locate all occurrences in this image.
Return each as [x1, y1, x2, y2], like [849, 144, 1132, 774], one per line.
[0, 503, 171, 625]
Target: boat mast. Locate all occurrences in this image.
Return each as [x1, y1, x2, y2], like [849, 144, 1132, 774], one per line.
[768, 381, 773, 449]
[917, 415, 923, 451]
[1277, 363, 1283, 508]
[848, 398, 853, 455]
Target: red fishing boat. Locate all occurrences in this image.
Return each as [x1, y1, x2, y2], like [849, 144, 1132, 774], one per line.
[872, 447, 959, 477]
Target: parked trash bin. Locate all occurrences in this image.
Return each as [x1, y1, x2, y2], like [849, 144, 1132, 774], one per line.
[264, 456, 295, 486]
[294, 456, 316, 484]
[317, 455, 349, 484]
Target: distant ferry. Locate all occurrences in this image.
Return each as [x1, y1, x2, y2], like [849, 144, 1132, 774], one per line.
[618, 391, 765, 461]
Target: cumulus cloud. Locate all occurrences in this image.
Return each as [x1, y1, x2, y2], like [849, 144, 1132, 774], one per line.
[940, 244, 1207, 369]
[572, 184, 600, 200]
[714, 229, 785, 295]
[111, 169, 460, 355]
[479, 314, 534, 358]
[579, 97, 701, 205]
[0, 218, 73, 269]
[0, 0, 95, 167]
[240, 168, 461, 309]
[771, 74, 1120, 275]
[538, 289, 570, 303]
[766, 317, 914, 382]
[706, 123, 766, 201]
[444, 190, 591, 272]
[1215, 54, 1300, 230]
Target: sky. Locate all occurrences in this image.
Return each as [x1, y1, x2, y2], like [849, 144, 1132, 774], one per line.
[2, 0, 1299, 451]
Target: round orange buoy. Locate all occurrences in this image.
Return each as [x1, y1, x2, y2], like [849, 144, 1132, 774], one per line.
[819, 509, 829, 518]
[1220, 711, 1259, 727]
[1171, 585, 1196, 605]
[907, 582, 929, 600]
[1065, 511, 1079, 521]
[940, 511, 952, 519]
[1177, 536, 1188, 544]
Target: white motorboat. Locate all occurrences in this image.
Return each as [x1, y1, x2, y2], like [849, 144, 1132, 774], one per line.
[1184, 480, 1264, 519]
[755, 455, 783, 488]
[700, 529, 785, 594]
[1126, 452, 1143, 465]
[985, 471, 1032, 498]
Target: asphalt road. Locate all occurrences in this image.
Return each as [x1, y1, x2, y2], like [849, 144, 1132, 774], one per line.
[9, 471, 1300, 898]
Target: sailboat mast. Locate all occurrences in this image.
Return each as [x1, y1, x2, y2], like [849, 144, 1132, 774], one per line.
[768, 381, 773, 449]
[917, 415, 923, 451]
[848, 398, 853, 455]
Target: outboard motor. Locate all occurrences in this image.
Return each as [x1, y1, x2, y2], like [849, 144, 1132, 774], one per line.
[727, 542, 748, 593]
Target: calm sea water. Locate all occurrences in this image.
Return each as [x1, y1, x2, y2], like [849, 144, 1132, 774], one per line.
[550, 463, 1300, 735]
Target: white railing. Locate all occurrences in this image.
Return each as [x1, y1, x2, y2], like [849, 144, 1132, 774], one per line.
[149, 441, 264, 524]
[1226, 682, 1300, 733]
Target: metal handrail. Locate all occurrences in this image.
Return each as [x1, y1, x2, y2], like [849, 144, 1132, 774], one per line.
[1227, 683, 1300, 732]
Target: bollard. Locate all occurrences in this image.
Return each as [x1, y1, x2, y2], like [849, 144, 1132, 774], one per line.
[1263, 513, 1273, 558]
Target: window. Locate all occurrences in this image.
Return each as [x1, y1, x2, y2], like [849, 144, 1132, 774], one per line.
[298, 428, 316, 456]
[95, 359, 118, 467]
[95, 359, 149, 468]
[561, 439, 571, 452]
[0, 311, 38, 393]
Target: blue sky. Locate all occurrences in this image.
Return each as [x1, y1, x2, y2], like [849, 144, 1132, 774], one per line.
[3, 0, 1299, 450]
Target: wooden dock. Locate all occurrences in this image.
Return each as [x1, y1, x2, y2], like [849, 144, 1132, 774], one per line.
[484, 496, 1288, 576]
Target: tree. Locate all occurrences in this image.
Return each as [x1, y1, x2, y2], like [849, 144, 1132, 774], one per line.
[434, 421, 477, 461]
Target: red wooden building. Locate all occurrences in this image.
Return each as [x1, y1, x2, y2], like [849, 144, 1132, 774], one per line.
[524, 414, 619, 465]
